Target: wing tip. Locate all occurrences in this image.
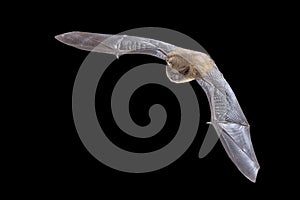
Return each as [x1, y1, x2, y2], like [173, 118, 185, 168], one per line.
[246, 163, 260, 183]
[54, 32, 71, 45]
[54, 34, 63, 42]
[54, 31, 82, 45]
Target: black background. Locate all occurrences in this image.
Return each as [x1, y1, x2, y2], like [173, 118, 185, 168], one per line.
[17, 1, 296, 197]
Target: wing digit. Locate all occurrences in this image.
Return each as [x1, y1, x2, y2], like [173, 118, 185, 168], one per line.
[197, 66, 260, 182]
[55, 31, 178, 59]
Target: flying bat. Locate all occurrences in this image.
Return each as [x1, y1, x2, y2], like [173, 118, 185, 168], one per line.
[55, 31, 260, 182]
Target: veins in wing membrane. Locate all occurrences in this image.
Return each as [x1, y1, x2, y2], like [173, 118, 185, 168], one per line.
[200, 67, 248, 125]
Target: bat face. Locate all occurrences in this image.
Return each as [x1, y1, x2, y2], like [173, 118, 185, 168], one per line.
[165, 54, 196, 83]
[165, 49, 214, 83]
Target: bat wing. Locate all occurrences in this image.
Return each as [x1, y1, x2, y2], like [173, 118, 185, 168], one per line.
[55, 31, 178, 60]
[197, 65, 260, 182]
[56, 32, 260, 181]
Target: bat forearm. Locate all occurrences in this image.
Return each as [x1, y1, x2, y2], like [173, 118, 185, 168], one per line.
[197, 66, 248, 125]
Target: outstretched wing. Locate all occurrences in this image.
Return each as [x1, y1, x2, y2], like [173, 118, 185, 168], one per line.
[56, 32, 260, 182]
[197, 66, 260, 182]
[55, 31, 178, 59]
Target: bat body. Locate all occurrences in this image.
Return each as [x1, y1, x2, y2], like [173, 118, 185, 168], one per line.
[56, 32, 260, 182]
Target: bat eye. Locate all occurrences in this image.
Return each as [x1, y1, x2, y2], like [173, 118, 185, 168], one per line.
[180, 67, 190, 76]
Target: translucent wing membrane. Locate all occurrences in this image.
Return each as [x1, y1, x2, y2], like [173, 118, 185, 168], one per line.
[56, 31, 260, 182]
[55, 31, 178, 59]
[197, 66, 260, 182]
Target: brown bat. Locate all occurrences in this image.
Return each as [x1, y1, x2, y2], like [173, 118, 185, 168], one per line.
[55, 31, 260, 182]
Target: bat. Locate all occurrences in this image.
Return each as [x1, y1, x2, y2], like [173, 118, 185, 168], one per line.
[55, 31, 260, 182]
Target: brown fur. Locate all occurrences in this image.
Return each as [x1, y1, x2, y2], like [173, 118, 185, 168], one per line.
[166, 48, 215, 81]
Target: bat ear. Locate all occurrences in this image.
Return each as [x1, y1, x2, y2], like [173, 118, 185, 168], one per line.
[166, 65, 194, 83]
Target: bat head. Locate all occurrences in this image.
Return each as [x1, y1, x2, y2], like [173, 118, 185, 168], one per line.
[165, 51, 201, 83]
[166, 48, 215, 83]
